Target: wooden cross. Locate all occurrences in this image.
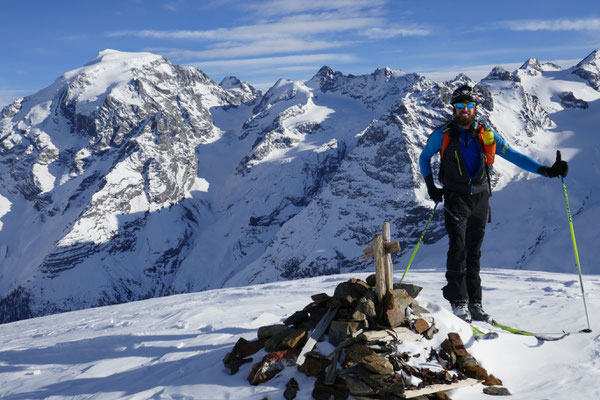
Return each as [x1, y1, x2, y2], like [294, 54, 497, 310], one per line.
[362, 222, 401, 302]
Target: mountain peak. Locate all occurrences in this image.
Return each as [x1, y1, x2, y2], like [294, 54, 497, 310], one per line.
[447, 73, 476, 86]
[482, 66, 520, 82]
[83, 49, 164, 68]
[305, 66, 345, 91]
[373, 66, 406, 81]
[520, 58, 542, 71]
[576, 49, 600, 69]
[573, 49, 600, 90]
[219, 76, 262, 101]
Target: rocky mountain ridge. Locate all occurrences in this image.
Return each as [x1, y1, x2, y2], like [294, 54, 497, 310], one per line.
[1, 49, 599, 323]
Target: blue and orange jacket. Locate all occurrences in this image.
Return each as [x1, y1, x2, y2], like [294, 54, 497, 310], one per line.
[419, 120, 545, 195]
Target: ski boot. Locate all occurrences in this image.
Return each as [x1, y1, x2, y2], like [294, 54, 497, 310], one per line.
[469, 302, 492, 323]
[451, 301, 472, 322]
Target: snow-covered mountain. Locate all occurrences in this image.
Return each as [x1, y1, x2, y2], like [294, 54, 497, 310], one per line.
[1, 49, 599, 323]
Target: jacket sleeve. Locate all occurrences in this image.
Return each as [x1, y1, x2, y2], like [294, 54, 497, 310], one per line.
[419, 129, 443, 179]
[494, 133, 545, 175]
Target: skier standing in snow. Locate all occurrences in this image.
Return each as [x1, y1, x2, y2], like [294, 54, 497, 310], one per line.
[419, 84, 568, 322]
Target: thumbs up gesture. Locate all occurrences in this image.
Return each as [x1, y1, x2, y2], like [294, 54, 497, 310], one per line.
[546, 150, 569, 178]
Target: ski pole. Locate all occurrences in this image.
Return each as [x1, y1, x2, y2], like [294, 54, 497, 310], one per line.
[400, 202, 439, 283]
[559, 155, 592, 332]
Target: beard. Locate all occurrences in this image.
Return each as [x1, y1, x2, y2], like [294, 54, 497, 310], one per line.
[454, 111, 476, 128]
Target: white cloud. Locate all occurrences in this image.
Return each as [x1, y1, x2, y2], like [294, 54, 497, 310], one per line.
[362, 25, 431, 39]
[107, 15, 382, 42]
[244, 0, 386, 17]
[188, 53, 359, 70]
[500, 18, 600, 32]
[147, 38, 353, 60]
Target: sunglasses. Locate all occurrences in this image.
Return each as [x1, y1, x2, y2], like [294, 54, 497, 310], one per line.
[454, 102, 476, 110]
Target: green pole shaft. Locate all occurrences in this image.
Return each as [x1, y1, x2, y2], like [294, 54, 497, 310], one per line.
[561, 177, 591, 332]
[400, 202, 438, 283]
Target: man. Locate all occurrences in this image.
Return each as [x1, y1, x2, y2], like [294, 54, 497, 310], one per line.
[419, 84, 568, 322]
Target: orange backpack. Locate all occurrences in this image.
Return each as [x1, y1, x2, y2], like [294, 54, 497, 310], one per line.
[440, 121, 496, 165]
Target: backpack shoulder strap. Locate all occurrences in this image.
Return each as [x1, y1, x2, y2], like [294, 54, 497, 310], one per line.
[439, 121, 453, 160]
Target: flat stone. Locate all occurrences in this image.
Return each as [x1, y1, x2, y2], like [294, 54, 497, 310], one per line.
[298, 351, 330, 377]
[424, 324, 438, 340]
[393, 283, 423, 298]
[386, 289, 414, 315]
[280, 328, 308, 349]
[352, 310, 367, 321]
[414, 318, 430, 334]
[447, 332, 470, 357]
[343, 343, 376, 368]
[356, 292, 377, 318]
[374, 380, 405, 397]
[312, 374, 349, 400]
[284, 310, 309, 326]
[308, 306, 327, 328]
[463, 365, 489, 381]
[385, 302, 405, 328]
[483, 386, 512, 396]
[328, 320, 360, 346]
[345, 376, 377, 396]
[361, 354, 395, 375]
[265, 327, 305, 352]
[484, 374, 503, 386]
[222, 352, 252, 375]
[366, 274, 377, 287]
[230, 337, 267, 358]
[410, 301, 431, 316]
[334, 279, 369, 306]
[348, 278, 370, 292]
[311, 293, 332, 304]
[284, 377, 299, 400]
[257, 324, 288, 339]
[456, 356, 479, 371]
[440, 339, 454, 356]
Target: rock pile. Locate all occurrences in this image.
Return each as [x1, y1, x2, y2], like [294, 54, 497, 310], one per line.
[223, 276, 508, 399]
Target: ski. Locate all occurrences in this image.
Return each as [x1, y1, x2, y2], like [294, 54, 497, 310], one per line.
[471, 324, 498, 340]
[489, 320, 570, 342]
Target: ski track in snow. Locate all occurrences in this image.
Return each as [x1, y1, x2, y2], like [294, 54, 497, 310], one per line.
[0, 268, 598, 400]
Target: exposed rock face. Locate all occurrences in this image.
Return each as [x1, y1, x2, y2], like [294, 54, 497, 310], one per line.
[0, 50, 260, 322]
[484, 66, 520, 82]
[0, 49, 599, 323]
[558, 91, 589, 109]
[572, 50, 600, 90]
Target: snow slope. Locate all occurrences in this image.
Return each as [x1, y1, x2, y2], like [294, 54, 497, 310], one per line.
[0, 268, 598, 400]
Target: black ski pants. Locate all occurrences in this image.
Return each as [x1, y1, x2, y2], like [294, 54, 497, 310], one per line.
[442, 190, 490, 304]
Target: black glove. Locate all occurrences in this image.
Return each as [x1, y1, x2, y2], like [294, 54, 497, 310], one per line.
[537, 150, 568, 178]
[425, 175, 444, 203]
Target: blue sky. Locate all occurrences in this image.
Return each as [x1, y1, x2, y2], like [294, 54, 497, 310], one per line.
[1, 0, 599, 106]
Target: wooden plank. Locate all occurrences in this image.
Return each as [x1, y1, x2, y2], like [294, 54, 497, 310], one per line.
[373, 234, 386, 302]
[385, 241, 401, 253]
[296, 306, 339, 366]
[362, 246, 374, 259]
[402, 378, 481, 398]
[360, 327, 422, 343]
[363, 241, 400, 259]
[382, 222, 393, 293]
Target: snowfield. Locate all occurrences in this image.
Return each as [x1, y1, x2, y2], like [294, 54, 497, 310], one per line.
[0, 268, 598, 399]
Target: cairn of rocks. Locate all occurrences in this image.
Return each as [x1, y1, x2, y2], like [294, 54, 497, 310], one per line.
[223, 276, 507, 399]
